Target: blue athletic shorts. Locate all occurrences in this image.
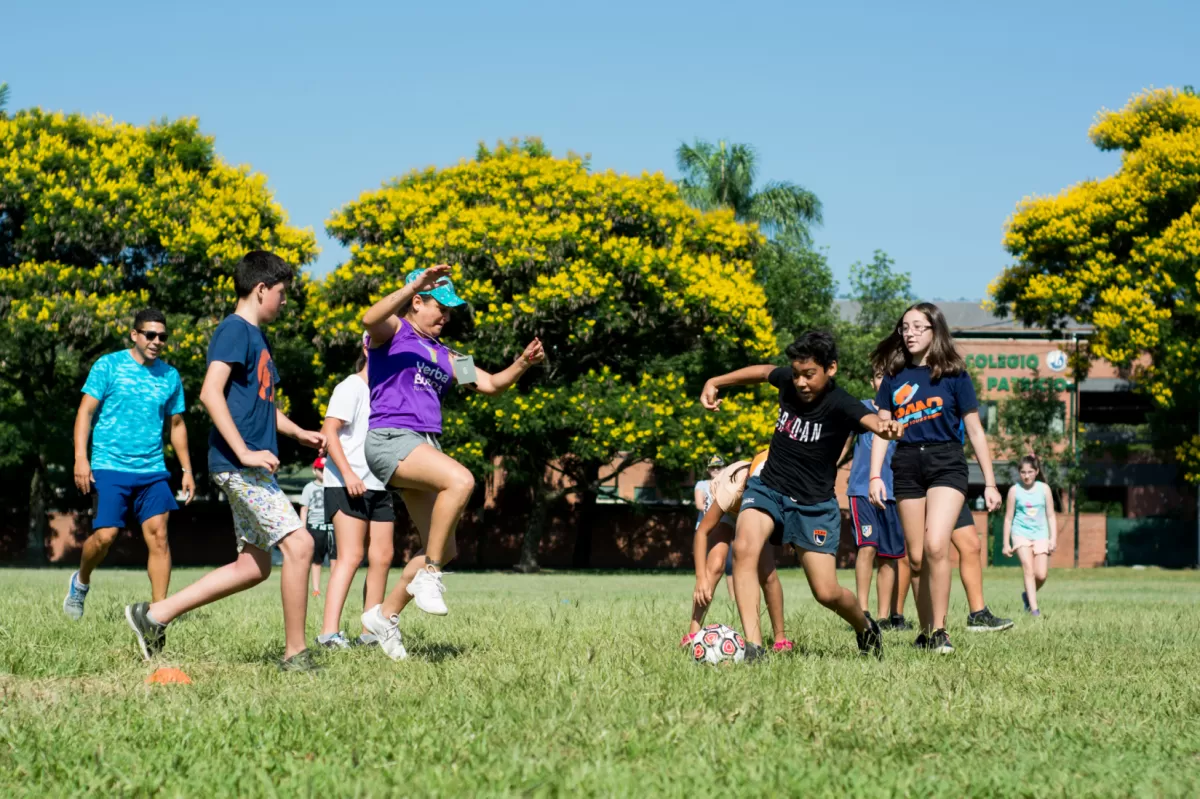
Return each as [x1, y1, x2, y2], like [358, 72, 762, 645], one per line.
[92, 470, 178, 529]
[849, 496, 905, 558]
[739, 476, 840, 555]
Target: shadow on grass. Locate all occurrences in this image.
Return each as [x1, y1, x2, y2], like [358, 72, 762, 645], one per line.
[406, 641, 467, 663]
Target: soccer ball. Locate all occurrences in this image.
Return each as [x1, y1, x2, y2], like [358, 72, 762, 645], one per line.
[690, 623, 746, 665]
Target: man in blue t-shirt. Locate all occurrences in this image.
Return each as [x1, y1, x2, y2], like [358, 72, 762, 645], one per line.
[123, 251, 326, 673]
[64, 309, 195, 620]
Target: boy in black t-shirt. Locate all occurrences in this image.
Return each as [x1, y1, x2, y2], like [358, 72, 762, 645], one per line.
[701, 332, 903, 661]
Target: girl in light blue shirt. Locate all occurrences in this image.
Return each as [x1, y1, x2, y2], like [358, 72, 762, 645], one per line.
[1003, 455, 1057, 617]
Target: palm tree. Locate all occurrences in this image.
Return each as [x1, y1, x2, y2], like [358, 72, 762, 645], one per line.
[0, 83, 9, 116]
[675, 139, 822, 245]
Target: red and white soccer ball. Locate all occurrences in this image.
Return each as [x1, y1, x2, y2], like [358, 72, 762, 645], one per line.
[691, 623, 746, 665]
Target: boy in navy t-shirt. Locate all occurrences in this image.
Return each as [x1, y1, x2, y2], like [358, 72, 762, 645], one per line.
[845, 369, 911, 630]
[124, 251, 327, 672]
[701, 331, 903, 661]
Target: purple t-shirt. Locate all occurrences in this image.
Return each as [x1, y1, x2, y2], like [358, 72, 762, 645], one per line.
[368, 318, 454, 433]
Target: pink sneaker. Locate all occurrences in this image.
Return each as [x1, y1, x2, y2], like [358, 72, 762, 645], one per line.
[772, 639, 794, 653]
[680, 633, 697, 648]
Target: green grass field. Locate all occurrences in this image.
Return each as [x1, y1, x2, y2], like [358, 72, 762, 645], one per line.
[2, 567, 1198, 797]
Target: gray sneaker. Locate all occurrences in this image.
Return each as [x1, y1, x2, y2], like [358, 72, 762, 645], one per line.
[967, 606, 1014, 632]
[316, 632, 352, 650]
[356, 633, 379, 647]
[63, 571, 89, 621]
[279, 649, 322, 673]
[124, 602, 167, 661]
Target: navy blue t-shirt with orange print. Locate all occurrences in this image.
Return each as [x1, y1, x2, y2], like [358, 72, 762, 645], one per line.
[875, 366, 978, 444]
[207, 315, 279, 473]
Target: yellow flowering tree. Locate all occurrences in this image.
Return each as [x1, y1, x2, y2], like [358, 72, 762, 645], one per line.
[992, 88, 1200, 484]
[0, 107, 317, 553]
[314, 138, 779, 567]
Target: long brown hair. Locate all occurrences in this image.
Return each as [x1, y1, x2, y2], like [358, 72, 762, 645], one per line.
[871, 302, 966, 380]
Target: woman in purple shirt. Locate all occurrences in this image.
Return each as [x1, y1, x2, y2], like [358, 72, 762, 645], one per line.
[360, 265, 544, 660]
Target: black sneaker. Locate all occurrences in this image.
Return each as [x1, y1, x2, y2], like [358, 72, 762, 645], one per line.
[877, 616, 894, 631]
[912, 632, 931, 650]
[743, 641, 767, 664]
[967, 606, 1014, 632]
[889, 614, 914, 630]
[124, 602, 166, 661]
[856, 618, 883, 659]
[279, 649, 323, 673]
[930, 629, 955, 654]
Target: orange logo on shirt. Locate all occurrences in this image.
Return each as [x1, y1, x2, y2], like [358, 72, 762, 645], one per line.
[256, 350, 275, 402]
[892, 382, 919, 405]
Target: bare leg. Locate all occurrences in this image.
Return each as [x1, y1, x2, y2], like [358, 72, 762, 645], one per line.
[1033, 552, 1049, 591]
[855, 545, 877, 613]
[386, 445, 474, 570]
[952, 524, 986, 613]
[732, 510, 774, 646]
[800, 550, 869, 633]
[310, 562, 322, 595]
[897, 555, 912, 616]
[148, 545, 272, 624]
[758, 546, 785, 642]
[380, 489, 457, 618]
[1016, 546, 1039, 611]
[278, 528, 316, 658]
[897, 498, 929, 631]
[135, 513, 173, 602]
[78, 526, 120, 586]
[362, 519, 395, 633]
[322, 512, 367, 636]
[919, 487, 963, 633]
[876, 558, 897, 618]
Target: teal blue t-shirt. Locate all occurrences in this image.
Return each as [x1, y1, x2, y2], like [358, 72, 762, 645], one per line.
[81, 350, 186, 473]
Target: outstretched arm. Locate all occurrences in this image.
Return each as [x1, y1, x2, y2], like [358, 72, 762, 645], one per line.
[700, 365, 776, 410]
[472, 339, 545, 396]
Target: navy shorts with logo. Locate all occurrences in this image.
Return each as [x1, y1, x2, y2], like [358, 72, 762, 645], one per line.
[92, 470, 178, 530]
[739, 476, 840, 555]
[849, 496, 905, 558]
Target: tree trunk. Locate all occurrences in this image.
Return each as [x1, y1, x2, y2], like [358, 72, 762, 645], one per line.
[515, 486, 547, 573]
[572, 468, 600, 568]
[25, 457, 47, 565]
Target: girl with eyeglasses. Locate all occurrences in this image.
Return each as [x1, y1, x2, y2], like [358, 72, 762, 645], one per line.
[868, 303, 1001, 654]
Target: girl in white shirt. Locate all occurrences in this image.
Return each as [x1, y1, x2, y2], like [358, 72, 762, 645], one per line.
[316, 342, 398, 650]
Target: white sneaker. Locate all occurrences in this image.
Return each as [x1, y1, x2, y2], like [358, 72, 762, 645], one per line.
[406, 568, 448, 615]
[361, 605, 407, 661]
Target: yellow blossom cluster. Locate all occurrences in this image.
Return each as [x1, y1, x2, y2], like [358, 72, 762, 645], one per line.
[992, 88, 1200, 481]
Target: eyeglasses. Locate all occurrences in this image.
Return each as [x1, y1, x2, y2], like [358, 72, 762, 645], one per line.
[137, 330, 169, 342]
[898, 324, 931, 336]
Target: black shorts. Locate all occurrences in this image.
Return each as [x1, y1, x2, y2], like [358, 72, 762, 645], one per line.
[309, 524, 337, 562]
[324, 487, 395, 524]
[955, 501, 975, 531]
[891, 442, 968, 500]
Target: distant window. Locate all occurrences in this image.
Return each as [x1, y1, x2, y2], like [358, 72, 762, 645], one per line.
[634, 486, 659, 503]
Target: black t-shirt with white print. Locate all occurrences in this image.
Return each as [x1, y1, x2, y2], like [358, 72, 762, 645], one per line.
[759, 367, 872, 506]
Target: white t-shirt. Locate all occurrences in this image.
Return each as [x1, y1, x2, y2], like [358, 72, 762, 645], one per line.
[323, 374, 386, 491]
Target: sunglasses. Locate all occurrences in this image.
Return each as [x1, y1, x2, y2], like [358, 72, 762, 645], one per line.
[137, 330, 169, 342]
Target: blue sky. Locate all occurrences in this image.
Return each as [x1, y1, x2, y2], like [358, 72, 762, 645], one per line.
[3, 1, 1196, 299]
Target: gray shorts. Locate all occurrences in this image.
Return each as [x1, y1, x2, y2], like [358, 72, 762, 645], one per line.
[365, 428, 441, 486]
